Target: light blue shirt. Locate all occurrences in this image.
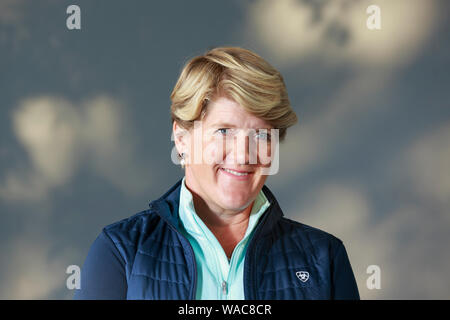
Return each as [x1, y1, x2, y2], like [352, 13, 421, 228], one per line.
[178, 176, 270, 299]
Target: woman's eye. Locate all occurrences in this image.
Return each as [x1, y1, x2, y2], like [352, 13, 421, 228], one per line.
[256, 131, 271, 141]
[217, 128, 229, 135]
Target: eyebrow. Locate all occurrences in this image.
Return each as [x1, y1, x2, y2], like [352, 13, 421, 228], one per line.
[209, 122, 273, 130]
[210, 122, 238, 128]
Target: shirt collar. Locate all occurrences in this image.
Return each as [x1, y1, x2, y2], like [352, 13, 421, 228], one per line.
[178, 176, 270, 240]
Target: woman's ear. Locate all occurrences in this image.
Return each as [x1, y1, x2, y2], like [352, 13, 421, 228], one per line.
[172, 121, 189, 156]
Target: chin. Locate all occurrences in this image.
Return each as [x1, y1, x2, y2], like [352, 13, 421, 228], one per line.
[217, 188, 253, 211]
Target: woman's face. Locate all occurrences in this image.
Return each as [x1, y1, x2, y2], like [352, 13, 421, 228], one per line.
[174, 96, 275, 213]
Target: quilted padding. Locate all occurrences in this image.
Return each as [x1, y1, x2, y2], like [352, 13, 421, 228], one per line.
[101, 178, 359, 300]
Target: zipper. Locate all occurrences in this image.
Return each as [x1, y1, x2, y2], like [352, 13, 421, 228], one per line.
[184, 232, 198, 300]
[221, 280, 228, 296]
[226, 236, 246, 298]
[243, 199, 276, 299]
[151, 201, 198, 300]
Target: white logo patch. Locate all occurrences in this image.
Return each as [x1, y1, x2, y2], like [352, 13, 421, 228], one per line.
[296, 271, 309, 283]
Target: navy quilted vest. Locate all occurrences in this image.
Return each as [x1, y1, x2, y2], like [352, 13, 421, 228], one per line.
[103, 179, 359, 299]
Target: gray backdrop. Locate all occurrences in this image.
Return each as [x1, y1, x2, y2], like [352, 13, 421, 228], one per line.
[1, 0, 449, 299]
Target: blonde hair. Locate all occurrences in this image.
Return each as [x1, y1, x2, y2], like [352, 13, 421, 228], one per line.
[170, 47, 298, 142]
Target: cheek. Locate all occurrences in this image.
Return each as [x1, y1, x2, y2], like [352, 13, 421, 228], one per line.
[256, 140, 273, 166]
[202, 139, 227, 166]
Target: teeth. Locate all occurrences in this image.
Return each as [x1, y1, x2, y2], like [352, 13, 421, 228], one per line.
[222, 168, 248, 176]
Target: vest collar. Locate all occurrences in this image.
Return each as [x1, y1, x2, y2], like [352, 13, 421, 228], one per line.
[149, 178, 284, 233]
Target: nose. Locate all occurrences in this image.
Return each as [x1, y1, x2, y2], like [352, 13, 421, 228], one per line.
[233, 131, 257, 165]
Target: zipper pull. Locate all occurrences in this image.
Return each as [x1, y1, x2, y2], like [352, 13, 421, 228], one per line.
[221, 280, 227, 296]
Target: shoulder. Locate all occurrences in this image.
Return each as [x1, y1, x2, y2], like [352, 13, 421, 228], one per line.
[271, 216, 344, 258]
[101, 208, 163, 253]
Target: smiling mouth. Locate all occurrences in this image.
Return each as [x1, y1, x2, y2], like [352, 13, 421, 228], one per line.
[219, 167, 254, 178]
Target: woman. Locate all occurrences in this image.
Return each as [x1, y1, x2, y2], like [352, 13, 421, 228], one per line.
[74, 47, 359, 300]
